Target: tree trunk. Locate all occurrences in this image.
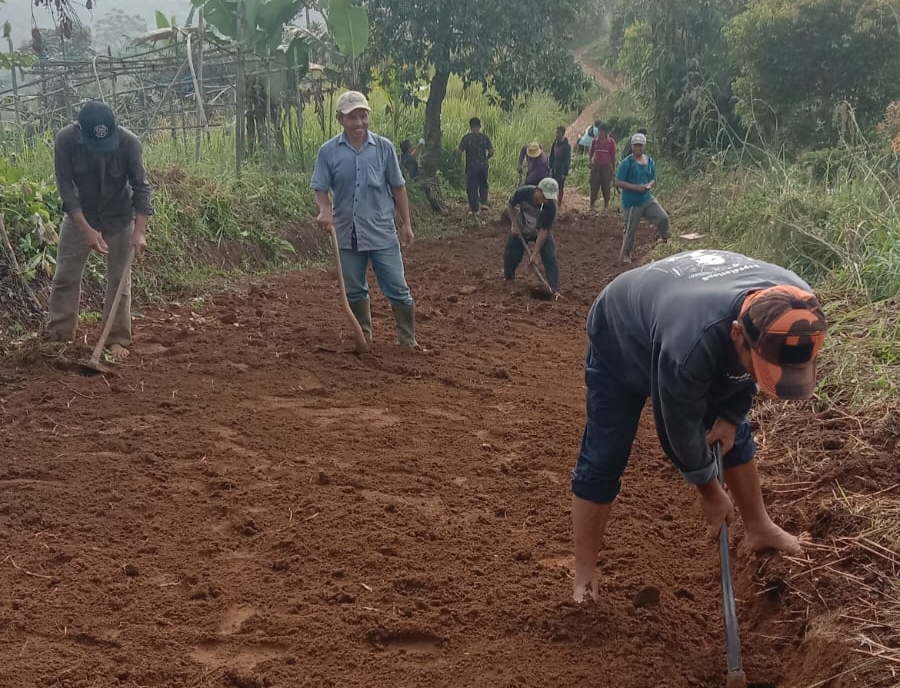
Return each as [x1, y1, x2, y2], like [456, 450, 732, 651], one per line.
[422, 67, 450, 179]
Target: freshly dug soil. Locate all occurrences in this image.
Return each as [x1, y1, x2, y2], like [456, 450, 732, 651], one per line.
[0, 209, 889, 688]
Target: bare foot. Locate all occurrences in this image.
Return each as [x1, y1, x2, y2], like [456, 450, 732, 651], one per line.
[573, 572, 598, 604]
[108, 344, 130, 361]
[745, 521, 803, 556]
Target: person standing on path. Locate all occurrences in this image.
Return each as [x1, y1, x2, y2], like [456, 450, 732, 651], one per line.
[615, 133, 670, 264]
[311, 91, 418, 348]
[503, 178, 561, 295]
[518, 142, 551, 186]
[588, 124, 616, 216]
[548, 126, 572, 209]
[620, 127, 648, 160]
[456, 117, 495, 219]
[399, 139, 446, 215]
[46, 100, 152, 360]
[578, 120, 601, 155]
[571, 250, 827, 603]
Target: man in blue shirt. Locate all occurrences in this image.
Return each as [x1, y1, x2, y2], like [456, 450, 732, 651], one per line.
[614, 133, 670, 264]
[311, 91, 418, 347]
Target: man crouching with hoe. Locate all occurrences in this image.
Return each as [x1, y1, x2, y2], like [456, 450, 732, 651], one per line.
[571, 250, 827, 603]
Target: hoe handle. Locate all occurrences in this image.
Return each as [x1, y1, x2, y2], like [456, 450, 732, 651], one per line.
[330, 228, 369, 353]
[518, 235, 554, 294]
[715, 443, 746, 685]
[88, 247, 135, 366]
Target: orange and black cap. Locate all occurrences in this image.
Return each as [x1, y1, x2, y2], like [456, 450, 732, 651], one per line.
[739, 285, 827, 400]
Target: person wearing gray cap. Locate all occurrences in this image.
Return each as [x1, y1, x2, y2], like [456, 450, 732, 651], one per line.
[614, 132, 670, 264]
[311, 90, 419, 347]
[45, 100, 153, 360]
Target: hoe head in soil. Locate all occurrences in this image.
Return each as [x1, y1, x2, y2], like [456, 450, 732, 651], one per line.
[79, 355, 112, 375]
[529, 286, 562, 301]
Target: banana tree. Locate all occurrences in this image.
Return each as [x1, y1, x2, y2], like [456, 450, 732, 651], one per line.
[190, 0, 311, 155]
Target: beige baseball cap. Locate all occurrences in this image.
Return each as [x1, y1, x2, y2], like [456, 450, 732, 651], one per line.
[336, 90, 371, 114]
[537, 177, 559, 200]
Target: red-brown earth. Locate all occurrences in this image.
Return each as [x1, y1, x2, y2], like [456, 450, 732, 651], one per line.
[1, 207, 896, 688]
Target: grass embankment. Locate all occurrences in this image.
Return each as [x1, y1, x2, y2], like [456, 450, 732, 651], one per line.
[655, 139, 899, 684]
[657, 142, 899, 414]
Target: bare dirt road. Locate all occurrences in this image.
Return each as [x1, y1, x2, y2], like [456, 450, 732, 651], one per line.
[2, 205, 894, 688]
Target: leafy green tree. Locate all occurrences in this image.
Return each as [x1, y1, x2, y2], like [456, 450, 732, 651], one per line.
[615, 0, 745, 157]
[366, 0, 590, 175]
[726, 0, 900, 149]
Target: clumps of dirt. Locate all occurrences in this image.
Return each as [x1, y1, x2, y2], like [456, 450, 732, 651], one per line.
[729, 403, 900, 688]
[224, 670, 272, 688]
[366, 627, 444, 653]
[633, 585, 661, 609]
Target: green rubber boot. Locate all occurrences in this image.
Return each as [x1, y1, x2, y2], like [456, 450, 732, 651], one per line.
[390, 302, 418, 348]
[348, 298, 372, 344]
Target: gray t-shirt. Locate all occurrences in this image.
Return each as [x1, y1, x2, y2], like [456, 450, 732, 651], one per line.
[587, 250, 814, 484]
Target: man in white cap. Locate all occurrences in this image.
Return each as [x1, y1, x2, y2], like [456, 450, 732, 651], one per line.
[614, 132, 670, 264]
[311, 90, 418, 347]
[503, 177, 561, 295]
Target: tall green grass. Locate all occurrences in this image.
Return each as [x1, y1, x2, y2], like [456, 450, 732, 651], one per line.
[662, 137, 900, 411]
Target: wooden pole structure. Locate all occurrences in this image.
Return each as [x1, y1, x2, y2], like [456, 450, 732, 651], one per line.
[169, 34, 179, 140]
[109, 46, 119, 114]
[235, 0, 246, 176]
[6, 37, 21, 132]
[194, 9, 205, 164]
[60, 35, 71, 123]
[38, 59, 48, 131]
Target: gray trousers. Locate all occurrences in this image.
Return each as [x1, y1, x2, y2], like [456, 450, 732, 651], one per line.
[622, 199, 670, 256]
[46, 215, 134, 347]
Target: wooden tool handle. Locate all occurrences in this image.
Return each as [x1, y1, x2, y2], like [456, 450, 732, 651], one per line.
[330, 228, 369, 353]
[88, 246, 135, 366]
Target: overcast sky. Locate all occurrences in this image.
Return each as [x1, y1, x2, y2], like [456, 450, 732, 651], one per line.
[0, 0, 192, 41]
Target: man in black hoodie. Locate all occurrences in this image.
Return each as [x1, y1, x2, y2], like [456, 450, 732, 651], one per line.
[571, 250, 827, 603]
[548, 126, 572, 208]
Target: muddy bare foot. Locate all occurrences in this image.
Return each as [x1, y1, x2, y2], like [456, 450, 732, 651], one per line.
[108, 344, 130, 361]
[573, 571, 599, 604]
[745, 522, 804, 556]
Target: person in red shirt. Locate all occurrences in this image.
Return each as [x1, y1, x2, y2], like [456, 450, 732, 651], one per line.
[588, 124, 617, 216]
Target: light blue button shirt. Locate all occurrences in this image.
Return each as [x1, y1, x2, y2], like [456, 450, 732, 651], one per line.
[310, 131, 406, 251]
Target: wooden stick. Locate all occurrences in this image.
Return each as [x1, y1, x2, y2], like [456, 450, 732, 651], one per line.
[329, 228, 368, 353]
[86, 247, 135, 368]
[0, 214, 43, 313]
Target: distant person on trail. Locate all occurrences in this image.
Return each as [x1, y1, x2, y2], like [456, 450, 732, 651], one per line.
[572, 250, 827, 603]
[548, 126, 572, 208]
[504, 178, 561, 295]
[578, 119, 601, 155]
[45, 100, 152, 360]
[311, 90, 419, 348]
[399, 139, 446, 215]
[456, 117, 495, 218]
[621, 127, 649, 160]
[518, 142, 551, 186]
[588, 124, 616, 216]
[615, 133, 670, 264]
